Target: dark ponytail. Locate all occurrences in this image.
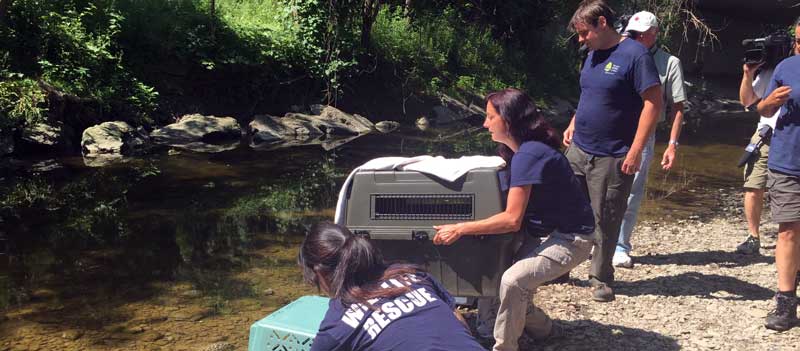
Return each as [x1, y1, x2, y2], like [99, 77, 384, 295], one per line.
[486, 88, 561, 163]
[298, 222, 419, 306]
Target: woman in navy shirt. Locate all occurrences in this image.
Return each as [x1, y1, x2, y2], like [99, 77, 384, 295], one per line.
[298, 222, 485, 351]
[433, 88, 596, 351]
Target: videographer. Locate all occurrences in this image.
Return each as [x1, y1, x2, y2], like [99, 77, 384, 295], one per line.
[755, 17, 800, 332]
[735, 51, 781, 255]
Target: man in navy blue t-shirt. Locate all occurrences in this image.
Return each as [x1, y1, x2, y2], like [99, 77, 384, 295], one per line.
[756, 19, 800, 331]
[564, 0, 662, 302]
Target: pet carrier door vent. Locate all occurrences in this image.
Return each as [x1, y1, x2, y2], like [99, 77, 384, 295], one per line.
[371, 194, 474, 220]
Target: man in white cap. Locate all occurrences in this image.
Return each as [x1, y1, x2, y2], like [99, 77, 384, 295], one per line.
[612, 10, 687, 268]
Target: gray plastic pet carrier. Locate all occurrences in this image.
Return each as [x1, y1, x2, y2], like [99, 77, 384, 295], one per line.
[343, 168, 515, 297]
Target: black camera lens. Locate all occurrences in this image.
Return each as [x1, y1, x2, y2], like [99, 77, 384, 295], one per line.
[743, 49, 765, 65]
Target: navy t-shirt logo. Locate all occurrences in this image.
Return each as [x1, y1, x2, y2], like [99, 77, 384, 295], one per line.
[310, 271, 486, 351]
[339, 276, 439, 340]
[604, 61, 621, 74]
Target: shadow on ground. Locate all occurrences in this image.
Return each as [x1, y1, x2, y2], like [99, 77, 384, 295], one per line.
[614, 272, 774, 300]
[518, 319, 680, 351]
[635, 250, 773, 268]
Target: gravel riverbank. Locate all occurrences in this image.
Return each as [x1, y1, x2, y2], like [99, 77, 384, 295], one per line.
[497, 186, 799, 351]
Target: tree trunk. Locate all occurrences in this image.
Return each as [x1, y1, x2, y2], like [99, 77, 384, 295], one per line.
[209, 0, 216, 42]
[0, 0, 12, 23]
[361, 0, 381, 49]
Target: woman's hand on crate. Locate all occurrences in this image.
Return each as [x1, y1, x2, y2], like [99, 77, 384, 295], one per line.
[433, 224, 464, 245]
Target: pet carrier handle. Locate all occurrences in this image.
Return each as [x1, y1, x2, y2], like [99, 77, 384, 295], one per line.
[412, 230, 430, 241]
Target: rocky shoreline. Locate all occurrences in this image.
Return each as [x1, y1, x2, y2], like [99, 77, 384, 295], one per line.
[493, 186, 798, 351]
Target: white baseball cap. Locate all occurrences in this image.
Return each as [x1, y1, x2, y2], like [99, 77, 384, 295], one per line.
[625, 11, 658, 33]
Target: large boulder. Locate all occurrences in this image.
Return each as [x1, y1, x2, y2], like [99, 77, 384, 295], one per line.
[248, 113, 362, 151]
[81, 121, 149, 167]
[310, 105, 374, 134]
[20, 122, 75, 151]
[375, 121, 399, 133]
[81, 121, 149, 157]
[431, 94, 485, 124]
[248, 105, 373, 150]
[22, 123, 61, 147]
[151, 114, 242, 153]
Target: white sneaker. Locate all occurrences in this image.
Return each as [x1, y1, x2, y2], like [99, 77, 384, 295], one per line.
[612, 251, 633, 268]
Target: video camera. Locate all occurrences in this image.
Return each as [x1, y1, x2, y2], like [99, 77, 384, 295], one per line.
[742, 31, 793, 68]
[615, 14, 632, 35]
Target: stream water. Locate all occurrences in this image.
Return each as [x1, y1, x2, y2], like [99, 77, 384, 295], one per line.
[0, 81, 764, 350]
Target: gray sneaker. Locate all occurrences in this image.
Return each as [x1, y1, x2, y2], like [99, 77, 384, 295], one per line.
[765, 292, 798, 331]
[591, 281, 615, 302]
[736, 236, 760, 255]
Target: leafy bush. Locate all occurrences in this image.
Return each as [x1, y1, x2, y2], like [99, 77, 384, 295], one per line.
[371, 7, 519, 99]
[1, 0, 158, 128]
[0, 74, 47, 130]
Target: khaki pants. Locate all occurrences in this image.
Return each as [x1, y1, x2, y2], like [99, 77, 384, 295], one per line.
[492, 231, 593, 351]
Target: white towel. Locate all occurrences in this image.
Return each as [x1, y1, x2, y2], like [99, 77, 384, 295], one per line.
[334, 155, 505, 224]
[401, 155, 506, 182]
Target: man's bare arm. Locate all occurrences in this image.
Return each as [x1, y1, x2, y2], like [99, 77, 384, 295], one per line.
[661, 101, 684, 170]
[739, 63, 763, 108]
[622, 85, 663, 174]
[758, 86, 792, 117]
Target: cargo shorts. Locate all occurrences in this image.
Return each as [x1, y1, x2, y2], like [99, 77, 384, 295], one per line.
[743, 130, 771, 189]
[767, 170, 800, 223]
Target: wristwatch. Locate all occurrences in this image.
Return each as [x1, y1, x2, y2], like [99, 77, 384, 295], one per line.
[668, 140, 679, 147]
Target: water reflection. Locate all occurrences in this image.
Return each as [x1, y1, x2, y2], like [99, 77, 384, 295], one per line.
[0, 123, 497, 309]
[0, 118, 753, 349]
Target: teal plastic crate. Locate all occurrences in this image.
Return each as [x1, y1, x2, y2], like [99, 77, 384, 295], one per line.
[248, 295, 330, 351]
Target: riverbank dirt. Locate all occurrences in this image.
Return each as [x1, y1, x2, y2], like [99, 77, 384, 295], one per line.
[497, 186, 798, 351]
[2, 186, 799, 350]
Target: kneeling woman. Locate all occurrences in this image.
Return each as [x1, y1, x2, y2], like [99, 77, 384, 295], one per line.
[433, 88, 596, 351]
[299, 222, 485, 351]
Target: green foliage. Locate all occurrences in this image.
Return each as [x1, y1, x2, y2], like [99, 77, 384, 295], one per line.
[0, 171, 130, 249]
[0, 178, 55, 210]
[372, 7, 522, 99]
[0, 0, 703, 140]
[0, 74, 47, 130]
[277, 0, 362, 101]
[1, 0, 158, 127]
[225, 155, 340, 216]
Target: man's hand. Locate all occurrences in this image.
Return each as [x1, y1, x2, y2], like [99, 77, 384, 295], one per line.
[621, 149, 642, 175]
[764, 86, 792, 107]
[433, 223, 463, 245]
[661, 145, 677, 170]
[743, 62, 764, 79]
[758, 85, 792, 116]
[563, 124, 574, 147]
